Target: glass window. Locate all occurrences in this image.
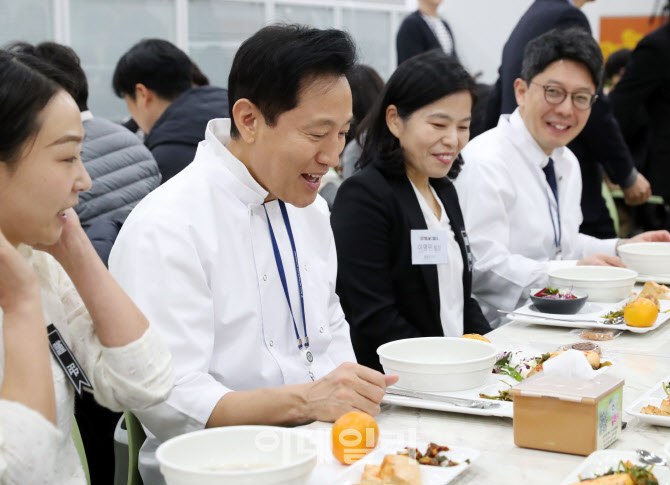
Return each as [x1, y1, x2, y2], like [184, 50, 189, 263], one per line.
[274, 4, 334, 29]
[189, 44, 240, 90]
[0, 0, 53, 46]
[342, 8, 392, 79]
[70, 0, 177, 121]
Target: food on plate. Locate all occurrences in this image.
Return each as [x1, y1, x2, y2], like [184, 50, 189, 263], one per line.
[569, 342, 601, 356]
[640, 294, 660, 311]
[399, 442, 464, 467]
[572, 460, 658, 485]
[623, 298, 658, 328]
[638, 281, 670, 301]
[533, 286, 578, 299]
[461, 333, 491, 343]
[356, 455, 422, 485]
[491, 351, 545, 381]
[526, 350, 611, 378]
[580, 329, 618, 341]
[641, 381, 670, 417]
[332, 411, 379, 465]
[602, 309, 625, 325]
[480, 386, 513, 402]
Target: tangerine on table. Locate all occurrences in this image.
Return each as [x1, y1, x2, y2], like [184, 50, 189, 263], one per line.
[461, 334, 491, 343]
[331, 411, 378, 465]
[624, 297, 658, 328]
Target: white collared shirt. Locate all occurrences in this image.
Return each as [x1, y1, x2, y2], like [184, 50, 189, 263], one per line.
[409, 180, 464, 336]
[455, 109, 617, 326]
[109, 118, 356, 484]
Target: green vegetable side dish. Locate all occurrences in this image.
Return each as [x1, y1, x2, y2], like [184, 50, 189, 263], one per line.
[533, 286, 578, 300]
[578, 460, 658, 485]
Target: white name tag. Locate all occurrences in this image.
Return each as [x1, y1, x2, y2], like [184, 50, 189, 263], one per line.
[411, 230, 449, 265]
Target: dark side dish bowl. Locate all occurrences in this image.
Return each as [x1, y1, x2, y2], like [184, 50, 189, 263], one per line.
[529, 287, 589, 315]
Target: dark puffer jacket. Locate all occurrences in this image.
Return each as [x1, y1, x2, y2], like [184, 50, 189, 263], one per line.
[77, 115, 160, 229]
[144, 86, 229, 183]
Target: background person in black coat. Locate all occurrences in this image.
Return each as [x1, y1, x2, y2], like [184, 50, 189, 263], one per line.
[396, 0, 457, 65]
[482, 0, 651, 239]
[610, 15, 670, 215]
[331, 51, 491, 372]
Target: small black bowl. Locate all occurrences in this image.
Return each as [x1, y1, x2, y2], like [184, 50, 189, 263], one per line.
[529, 289, 589, 315]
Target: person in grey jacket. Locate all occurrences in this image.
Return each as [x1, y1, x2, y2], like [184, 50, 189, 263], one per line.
[7, 42, 160, 232]
[5, 41, 161, 485]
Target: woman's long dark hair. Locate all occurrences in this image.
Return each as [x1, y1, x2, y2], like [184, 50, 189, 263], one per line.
[0, 50, 73, 166]
[357, 50, 476, 180]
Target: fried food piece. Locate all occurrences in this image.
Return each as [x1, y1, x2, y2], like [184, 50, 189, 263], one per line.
[639, 281, 670, 301]
[379, 455, 422, 485]
[358, 465, 383, 485]
[572, 473, 634, 484]
[640, 404, 670, 417]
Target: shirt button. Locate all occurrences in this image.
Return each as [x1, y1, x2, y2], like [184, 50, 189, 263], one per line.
[263, 274, 267, 281]
[319, 326, 324, 333]
[269, 340, 274, 347]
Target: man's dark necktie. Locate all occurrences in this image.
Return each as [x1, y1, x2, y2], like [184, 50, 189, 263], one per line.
[542, 158, 558, 202]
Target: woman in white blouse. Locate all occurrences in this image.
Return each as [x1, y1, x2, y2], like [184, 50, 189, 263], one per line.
[331, 51, 491, 372]
[0, 51, 173, 484]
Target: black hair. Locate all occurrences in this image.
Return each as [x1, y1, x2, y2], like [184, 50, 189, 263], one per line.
[604, 48, 632, 84]
[191, 61, 210, 87]
[112, 39, 193, 101]
[0, 50, 72, 166]
[346, 64, 385, 145]
[521, 28, 603, 89]
[228, 24, 357, 139]
[357, 49, 476, 179]
[6, 41, 89, 111]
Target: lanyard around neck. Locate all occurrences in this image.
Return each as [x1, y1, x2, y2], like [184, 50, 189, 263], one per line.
[263, 201, 310, 352]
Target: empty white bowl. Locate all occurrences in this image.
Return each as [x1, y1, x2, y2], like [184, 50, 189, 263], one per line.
[548, 266, 637, 303]
[156, 426, 317, 485]
[377, 337, 497, 392]
[617, 242, 670, 276]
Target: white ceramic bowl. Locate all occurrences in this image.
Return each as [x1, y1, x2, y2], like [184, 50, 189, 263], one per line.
[548, 266, 638, 303]
[617, 242, 670, 276]
[156, 426, 317, 485]
[377, 337, 497, 392]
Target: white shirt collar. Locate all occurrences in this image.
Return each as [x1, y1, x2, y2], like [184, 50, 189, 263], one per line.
[202, 118, 269, 205]
[503, 109, 565, 170]
[80, 110, 93, 122]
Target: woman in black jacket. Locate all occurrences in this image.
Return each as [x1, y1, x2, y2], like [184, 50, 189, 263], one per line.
[331, 50, 491, 372]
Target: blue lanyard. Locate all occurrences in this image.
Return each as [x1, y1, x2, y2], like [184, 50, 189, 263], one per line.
[263, 201, 310, 352]
[546, 193, 562, 252]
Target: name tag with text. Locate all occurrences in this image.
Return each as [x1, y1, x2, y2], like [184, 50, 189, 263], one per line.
[411, 230, 449, 265]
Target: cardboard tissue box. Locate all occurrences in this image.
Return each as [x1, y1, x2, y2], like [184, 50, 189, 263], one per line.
[509, 350, 624, 456]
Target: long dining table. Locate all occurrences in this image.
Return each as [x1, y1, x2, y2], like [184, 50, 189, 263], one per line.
[307, 309, 670, 484]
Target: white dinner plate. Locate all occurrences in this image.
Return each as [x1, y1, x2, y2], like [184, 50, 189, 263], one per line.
[559, 450, 670, 484]
[381, 373, 514, 418]
[336, 441, 479, 485]
[508, 299, 670, 333]
[625, 373, 670, 427]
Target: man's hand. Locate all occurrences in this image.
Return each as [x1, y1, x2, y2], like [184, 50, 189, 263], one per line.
[577, 253, 625, 267]
[623, 230, 670, 245]
[622, 173, 651, 206]
[304, 362, 398, 422]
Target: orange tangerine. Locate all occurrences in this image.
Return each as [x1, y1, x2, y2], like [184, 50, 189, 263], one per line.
[624, 297, 658, 328]
[331, 411, 378, 465]
[461, 333, 491, 343]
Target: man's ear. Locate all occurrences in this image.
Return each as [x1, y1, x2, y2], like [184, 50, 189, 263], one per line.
[232, 98, 261, 144]
[513, 78, 528, 109]
[385, 105, 402, 139]
[134, 83, 153, 108]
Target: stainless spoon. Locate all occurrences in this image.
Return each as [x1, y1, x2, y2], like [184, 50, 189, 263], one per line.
[638, 449, 668, 467]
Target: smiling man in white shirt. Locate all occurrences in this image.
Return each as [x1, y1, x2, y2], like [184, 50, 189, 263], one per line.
[109, 25, 397, 484]
[455, 28, 670, 327]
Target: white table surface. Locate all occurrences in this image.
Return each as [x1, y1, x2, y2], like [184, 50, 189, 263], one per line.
[306, 311, 670, 484]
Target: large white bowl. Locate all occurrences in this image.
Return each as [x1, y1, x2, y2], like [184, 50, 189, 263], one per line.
[377, 337, 497, 392]
[548, 266, 637, 303]
[156, 426, 317, 485]
[617, 242, 670, 276]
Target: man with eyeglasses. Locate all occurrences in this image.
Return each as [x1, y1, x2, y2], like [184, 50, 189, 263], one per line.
[482, 0, 651, 241]
[454, 28, 670, 327]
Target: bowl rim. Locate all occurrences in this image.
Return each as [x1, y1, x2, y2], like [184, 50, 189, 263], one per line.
[548, 265, 638, 282]
[529, 288, 588, 301]
[376, 336, 496, 366]
[617, 241, 670, 255]
[155, 425, 317, 477]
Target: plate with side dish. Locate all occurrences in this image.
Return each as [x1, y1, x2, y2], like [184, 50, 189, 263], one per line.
[625, 374, 670, 427]
[559, 450, 668, 485]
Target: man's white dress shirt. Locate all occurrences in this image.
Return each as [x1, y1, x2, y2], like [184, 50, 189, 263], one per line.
[455, 110, 617, 326]
[409, 180, 465, 337]
[109, 118, 356, 484]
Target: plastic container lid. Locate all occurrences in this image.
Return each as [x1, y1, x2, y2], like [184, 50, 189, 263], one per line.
[509, 374, 624, 403]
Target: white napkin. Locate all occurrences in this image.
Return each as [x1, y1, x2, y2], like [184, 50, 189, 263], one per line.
[541, 349, 597, 379]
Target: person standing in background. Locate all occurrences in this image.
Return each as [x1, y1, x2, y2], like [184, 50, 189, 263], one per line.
[483, 0, 651, 240]
[396, 0, 457, 65]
